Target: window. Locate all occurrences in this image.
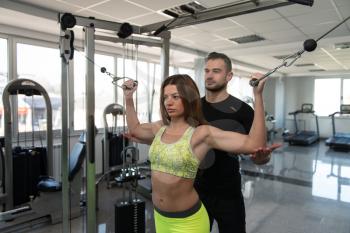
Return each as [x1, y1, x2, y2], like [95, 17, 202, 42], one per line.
[151, 64, 162, 122]
[74, 53, 115, 130]
[228, 76, 254, 107]
[169, 66, 175, 76]
[17, 43, 61, 131]
[117, 58, 160, 124]
[0, 38, 8, 136]
[136, 60, 150, 123]
[178, 67, 195, 79]
[314, 78, 341, 116]
[116, 57, 137, 127]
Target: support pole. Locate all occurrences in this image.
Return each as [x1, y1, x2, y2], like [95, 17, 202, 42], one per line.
[60, 29, 71, 233]
[84, 25, 97, 233]
[160, 31, 171, 81]
[61, 63, 70, 232]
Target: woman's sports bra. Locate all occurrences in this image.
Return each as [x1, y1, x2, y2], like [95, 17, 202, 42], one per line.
[149, 126, 199, 179]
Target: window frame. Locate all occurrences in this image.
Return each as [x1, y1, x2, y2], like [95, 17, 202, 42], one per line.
[341, 78, 350, 105]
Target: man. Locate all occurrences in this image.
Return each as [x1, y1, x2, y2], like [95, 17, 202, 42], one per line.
[194, 52, 274, 233]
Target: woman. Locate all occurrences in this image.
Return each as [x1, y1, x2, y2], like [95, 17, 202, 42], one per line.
[123, 74, 268, 233]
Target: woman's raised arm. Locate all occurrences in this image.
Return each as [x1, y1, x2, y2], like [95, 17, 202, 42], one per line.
[123, 80, 161, 145]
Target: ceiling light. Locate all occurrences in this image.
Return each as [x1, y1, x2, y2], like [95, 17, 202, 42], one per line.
[229, 34, 265, 44]
[163, 1, 207, 17]
[309, 69, 325, 72]
[295, 63, 315, 67]
[273, 55, 290, 60]
[334, 42, 350, 50]
[321, 48, 349, 70]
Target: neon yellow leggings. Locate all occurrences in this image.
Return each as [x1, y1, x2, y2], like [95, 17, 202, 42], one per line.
[153, 201, 210, 233]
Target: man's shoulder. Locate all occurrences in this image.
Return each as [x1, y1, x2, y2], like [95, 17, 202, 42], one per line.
[227, 95, 253, 110]
[227, 94, 244, 104]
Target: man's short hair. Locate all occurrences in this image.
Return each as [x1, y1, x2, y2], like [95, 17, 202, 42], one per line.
[205, 52, 232, 72]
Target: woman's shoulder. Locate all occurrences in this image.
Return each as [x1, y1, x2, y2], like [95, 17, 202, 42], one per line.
[191, 125, 215, 152]
[193, 125, 211, 138]
[150, 121, 164, 134]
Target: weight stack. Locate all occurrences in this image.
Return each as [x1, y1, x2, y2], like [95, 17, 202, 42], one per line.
[115, 199, 145, 233]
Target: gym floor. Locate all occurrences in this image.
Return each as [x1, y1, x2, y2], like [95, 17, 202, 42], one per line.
[28, 138, 350, 233]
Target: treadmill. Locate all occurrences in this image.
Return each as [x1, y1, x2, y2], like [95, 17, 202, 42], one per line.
[287, 103, 320, 146]
[325, 104, 350, 151]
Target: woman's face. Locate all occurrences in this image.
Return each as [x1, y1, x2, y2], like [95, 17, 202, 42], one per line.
[163, 84, 184, 119]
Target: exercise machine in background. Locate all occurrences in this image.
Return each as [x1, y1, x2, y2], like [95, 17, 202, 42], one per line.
[265, 113, 277, 143]
[100, 103, 127, 188]
[285, 103, 320, 146]
[0, 79, 85, 232]
[326, 105, 350, 152]
[1, 78, 53, 213]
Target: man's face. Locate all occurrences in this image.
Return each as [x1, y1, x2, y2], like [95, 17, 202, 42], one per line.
[204, 59, 232, 92]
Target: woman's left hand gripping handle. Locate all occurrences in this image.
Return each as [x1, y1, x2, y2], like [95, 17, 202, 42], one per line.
[123, 80, 138, 99]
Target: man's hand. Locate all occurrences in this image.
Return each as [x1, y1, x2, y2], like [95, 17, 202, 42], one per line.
[249, 143, 281, 165]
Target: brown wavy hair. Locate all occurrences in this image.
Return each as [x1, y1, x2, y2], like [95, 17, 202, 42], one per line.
[160, 74, 207, 127]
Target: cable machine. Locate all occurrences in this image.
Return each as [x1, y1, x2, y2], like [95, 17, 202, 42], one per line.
[1, 78, 53, 211]
[101, 103, 126, 187]
[0, 78, 88, 233]
[59, 13, 170, 233]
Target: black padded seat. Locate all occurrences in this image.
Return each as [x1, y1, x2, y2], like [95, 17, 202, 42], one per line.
[37, 139, 86, 192]
[37, 177, 62, 192]
[68, 142, 86, 181]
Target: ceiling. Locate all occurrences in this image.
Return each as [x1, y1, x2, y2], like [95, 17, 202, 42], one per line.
[0, 0, 350, 77]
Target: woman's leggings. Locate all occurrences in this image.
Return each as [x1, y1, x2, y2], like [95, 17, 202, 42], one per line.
[153, 200, 210, 233]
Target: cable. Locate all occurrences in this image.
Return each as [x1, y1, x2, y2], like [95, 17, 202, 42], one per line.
[249, 15, 350, 87]
[74, 47, 138, 89]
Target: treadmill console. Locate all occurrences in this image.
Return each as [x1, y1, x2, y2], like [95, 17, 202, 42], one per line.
[340, 104, 350, 114]
[301, 103, 313, 113]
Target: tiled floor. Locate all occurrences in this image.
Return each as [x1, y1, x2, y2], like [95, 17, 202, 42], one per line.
[2, 139, 350, 233]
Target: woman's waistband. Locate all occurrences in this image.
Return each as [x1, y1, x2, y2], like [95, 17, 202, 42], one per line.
[154, 200, 202, 218]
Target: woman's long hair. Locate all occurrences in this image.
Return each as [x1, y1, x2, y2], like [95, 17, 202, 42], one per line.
[160, 74, 207, 127]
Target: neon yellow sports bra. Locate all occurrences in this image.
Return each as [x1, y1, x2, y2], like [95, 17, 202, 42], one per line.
[149, 126, 199, 179]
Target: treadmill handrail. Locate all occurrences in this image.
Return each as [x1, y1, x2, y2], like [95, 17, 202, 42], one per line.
[288, 110, 315, 115]
[329, 107, 350, 136]
[329, 111, 341, 117]
[288, 110, 300, 115]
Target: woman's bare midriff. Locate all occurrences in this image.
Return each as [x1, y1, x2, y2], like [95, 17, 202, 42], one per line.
[151, 170, 199, 212]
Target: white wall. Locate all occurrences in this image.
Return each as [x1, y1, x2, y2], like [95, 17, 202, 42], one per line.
[263, 77, 276, 116]
[284, 76, 315, 114]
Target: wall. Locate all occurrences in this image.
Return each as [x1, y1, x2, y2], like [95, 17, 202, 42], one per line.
[274, 76, 286, 129]
[263, 77, 276, 116]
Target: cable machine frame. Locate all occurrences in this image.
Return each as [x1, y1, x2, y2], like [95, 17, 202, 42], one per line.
[58, 13, 170, 233]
